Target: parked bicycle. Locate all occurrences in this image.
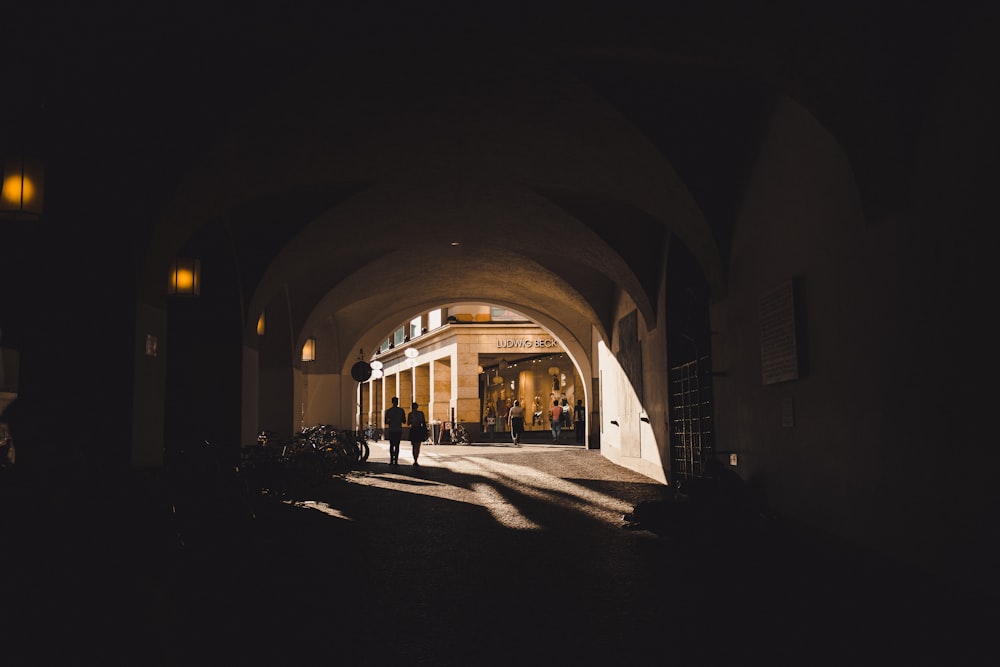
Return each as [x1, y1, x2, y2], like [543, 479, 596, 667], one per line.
[241, 425, 370, 498]
[451, 422, 471, 445]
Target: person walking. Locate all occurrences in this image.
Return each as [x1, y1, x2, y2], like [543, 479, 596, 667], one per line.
[573, 399, 586, 445]
[407, 401, 427, 466]
[384, 396, 406, 465]
[549, 399, 563, 443]
[508, 399, 525, 447]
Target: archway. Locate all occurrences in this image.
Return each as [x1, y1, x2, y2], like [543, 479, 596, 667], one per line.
[132, 48, 727, 487]
[287, 303, 594, 446]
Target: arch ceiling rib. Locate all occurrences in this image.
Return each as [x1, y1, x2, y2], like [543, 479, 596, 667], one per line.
[299, 246, 609, 373]
[160, 49, 725, 333]
[245, 176, 661, 348]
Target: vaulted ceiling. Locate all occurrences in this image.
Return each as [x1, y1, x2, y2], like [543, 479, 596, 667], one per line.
[2, 1, 982, 366]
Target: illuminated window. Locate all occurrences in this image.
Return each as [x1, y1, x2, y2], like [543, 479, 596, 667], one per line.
[491, 307, 529, 322]
[428, 309, 442, 330]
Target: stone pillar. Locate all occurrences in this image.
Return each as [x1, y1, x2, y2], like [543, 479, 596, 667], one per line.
[454, 343, 481, 428]
[414, 363, 430, 412]
[399, 368, 414, 407]
[589, 375, 600, 449]
[364, 379, 384, 430]
[387, 372, 401, 405]
[431, 357, 451, 431]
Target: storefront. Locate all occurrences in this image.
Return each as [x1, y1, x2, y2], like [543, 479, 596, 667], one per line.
[479, 353, 577, 435]
[361, 307, 582, 442]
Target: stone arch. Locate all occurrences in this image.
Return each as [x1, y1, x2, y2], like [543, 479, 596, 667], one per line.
[134, 49, 728, 470]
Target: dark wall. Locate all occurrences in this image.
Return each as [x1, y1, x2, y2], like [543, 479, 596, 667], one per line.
[0, 213, 137, 482]
[163, 221, 244, 454]
[665, 238, 711, 367]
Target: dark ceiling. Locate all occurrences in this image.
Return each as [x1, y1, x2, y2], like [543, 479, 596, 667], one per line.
[4, 1, 973, 235]
[1, 1, 990, 453]
[1, 1, 985, 345]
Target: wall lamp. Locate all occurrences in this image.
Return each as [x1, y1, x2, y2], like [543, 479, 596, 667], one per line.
[167, 258, 201, 296]
[0, 156, 44, 220]
[301, 337, 316, 362]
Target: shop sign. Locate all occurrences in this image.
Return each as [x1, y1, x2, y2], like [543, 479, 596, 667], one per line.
[496, 338, 560, 349]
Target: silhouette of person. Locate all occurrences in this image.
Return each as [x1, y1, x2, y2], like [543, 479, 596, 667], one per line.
[384, 396, 406, 465]
[549, 400, 563, 443]
[573, 399, 586, 444]
[508, 399, 525, 447]
[407, 401, 427, 466]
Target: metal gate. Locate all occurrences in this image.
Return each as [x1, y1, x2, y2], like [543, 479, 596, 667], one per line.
[668, 355, 714, 484]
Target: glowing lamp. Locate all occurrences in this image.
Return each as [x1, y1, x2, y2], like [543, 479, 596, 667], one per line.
[1, 156, 45, 219]
[404, 348, 419, 359]
[301, 338, 316, 362]
[167, 258, 201, 296]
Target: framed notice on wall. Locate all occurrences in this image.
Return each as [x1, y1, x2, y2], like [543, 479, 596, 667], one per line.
[759, 280, 803, 385]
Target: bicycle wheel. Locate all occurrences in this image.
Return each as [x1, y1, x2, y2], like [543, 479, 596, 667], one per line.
[347, 439, 362, 464]
[329, 431, 361, 466]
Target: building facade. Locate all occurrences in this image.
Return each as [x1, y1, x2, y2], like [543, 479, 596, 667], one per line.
[360, 306, 582, 443]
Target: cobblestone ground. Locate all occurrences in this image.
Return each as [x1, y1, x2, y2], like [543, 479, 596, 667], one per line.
[2, 443, 991, 666]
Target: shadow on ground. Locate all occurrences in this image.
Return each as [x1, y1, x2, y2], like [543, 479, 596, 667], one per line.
[2, 447, 993, 666]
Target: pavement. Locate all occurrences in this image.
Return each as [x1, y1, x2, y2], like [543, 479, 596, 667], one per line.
[1, 441, 993, 666]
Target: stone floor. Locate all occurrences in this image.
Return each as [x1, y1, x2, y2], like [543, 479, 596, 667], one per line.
[2, 442, 992, 665]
